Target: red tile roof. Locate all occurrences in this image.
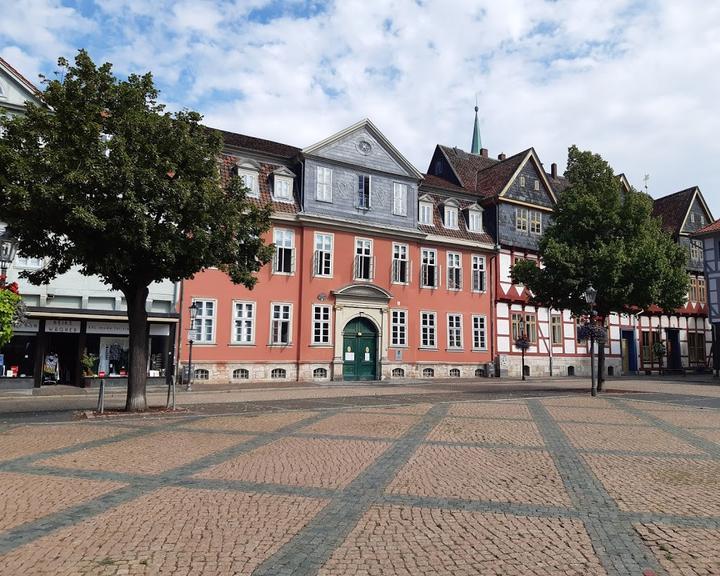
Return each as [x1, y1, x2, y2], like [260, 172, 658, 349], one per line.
[420, 173, 467, 194]
[417, 193, 494, 245]
[220, 154, 299, 214]
[473, 149, 529, 198]
[211, 127, 301, 159]
[0, 57, 41, 95]
[651, 187, 696, 236]
[693, 218, 720, 237]
[437, 145, 498, 190]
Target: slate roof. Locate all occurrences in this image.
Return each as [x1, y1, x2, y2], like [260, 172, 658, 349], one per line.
[546, 173, 570, 195]
[417, 192, 495, 245]
[212, 127, 301, 159]
[652, 187, 696, 236]
[693, 218, 720, 237]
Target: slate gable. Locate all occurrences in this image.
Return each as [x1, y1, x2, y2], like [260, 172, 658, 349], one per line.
[503, 159, 555, 208]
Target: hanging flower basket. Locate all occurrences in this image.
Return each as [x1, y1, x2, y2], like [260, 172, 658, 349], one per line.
[0, 276, 25, 348]
[514, 336, 530, 351]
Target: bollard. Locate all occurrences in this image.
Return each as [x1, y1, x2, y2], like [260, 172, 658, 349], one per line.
[96, 371, 106, 414]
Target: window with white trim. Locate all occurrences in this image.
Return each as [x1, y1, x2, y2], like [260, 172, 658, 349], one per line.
[520, 175, 526, 187]
[690, 240, 703, 262]
[237, 170, 259, 198]
[447, 314, 463, 349]
[468, 210, 482, 232]
[392, 243, 409, 284]
[316, 166, 332, 202]
[312, 305, 331, 345]
[15, 254, 44, 269]
[270, 303, 292, 345]
[273, 175, 293, 201]
[421, 248, 439, 288]
[354, 238, 374, 280]
[232, 301, 255, 344]
[419, 201, 433, 225]
[192, 299, 215, 343]
[357, 174, 371, 209]
[515, 207, 528, 232]
[393, 183, 407, 216]
[391, 310, 407, 346]
[471, 255, 486, 292]
[534, 179, 540, 191]
[232, 368, 250, 379]
[420, 312, 437, 348]
[314, 233, 333, 277]
[447, 252, 462, 290]
[472, 315, 487, 350]
[444, 205, 458, 229]
[529, 210, 542, 234]
[273, 228, 295, 274]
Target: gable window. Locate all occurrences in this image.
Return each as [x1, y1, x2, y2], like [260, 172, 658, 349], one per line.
[690, 212, 695, 224]
[534, 179, 540, 191]
[529, 210, 542, 234]
[471, 255, 486, 292]
[698, 276, 706, 303]
[551, 314, 563, 345]
[421, 248, 439, 288]
[520, 175, 526, 188]
[447, 252, 462, 290]
[444, 205, 459, 229]
[468, 210, 482, 232]
[237, 169, 259, 198]
[354, 238, 374, 280]
[314, 233, 333, 277]
[472, 315, 487, 350]
[392, 243, 409, 284]
[192, 299, 215, 343]
[515, 208, 528, 232]
[391, 310, 407, 346]
[270, 303, 292, 345]
[316, 166, 332, 202]
[419, 201, 434, 225]
[699, 214, 705, 226]
[273, 175, 293, 201]
[312, 305, 331, 345]
[690, 240, 703, 262]
[420, 311, 437, 348]
[357, 175, 371, 209]
[232, 301, 255, 344]
[393, 183, 408, 216]
[447, 314, 463, 349]
[273, 228, 295, 274]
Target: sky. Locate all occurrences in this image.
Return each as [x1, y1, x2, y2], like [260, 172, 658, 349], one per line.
[2, 0, 719, 218]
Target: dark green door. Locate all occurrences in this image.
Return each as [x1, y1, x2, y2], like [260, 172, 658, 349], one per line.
[342, 317, 378, 381]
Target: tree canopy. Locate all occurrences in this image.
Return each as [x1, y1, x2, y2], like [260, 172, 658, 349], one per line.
[0, 50, 273, 409]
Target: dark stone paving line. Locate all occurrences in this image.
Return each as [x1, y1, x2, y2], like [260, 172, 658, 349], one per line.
[527, 400, 666, 576]
[610, 399, 720, 459]
[575, 448, 716, 460]
[619, 511, 720, 530]
[556, 419, 653, 428]
[175, 478, 338, 500]
[251, 403, 450, 576]
[423, 439, 546, 451]
[617, 393, 720, 410]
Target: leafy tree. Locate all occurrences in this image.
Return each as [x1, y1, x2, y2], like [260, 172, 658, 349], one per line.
[0, 51, 273, 410]
[0, 280, 23, 348]
[513, 145, 688, 391]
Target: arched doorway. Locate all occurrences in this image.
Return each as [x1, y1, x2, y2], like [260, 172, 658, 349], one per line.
[342, 317, 378, 381]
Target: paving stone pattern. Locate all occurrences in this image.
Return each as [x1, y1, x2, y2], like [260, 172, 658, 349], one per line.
[0, 394, 718, 575]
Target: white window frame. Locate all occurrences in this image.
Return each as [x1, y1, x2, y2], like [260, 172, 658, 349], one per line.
[471, 255, 486, 292]
[192, 299, 216, 344]
[311, 304, 332, 345]
[354, 237, 374, 281]
[447, 252, 462, 291]
[270, 302, 293, 346]
[444, 205, 459, 229]
[231, 301, 255, 345]
[357, 174, 371, 209]
[273, 175, 293, 202]
[520, 175, 526, 188]
[419, 201, 434, 225]
[690, 240, 703, 262]
[313, 232, 333, 277]
[273, 228, 295, 275]
[534, 179, 540, 191]
[316, 166, 333, 202]
[391, 309, 408, 347]
[393, 182, 408, 216]
[468, 210, 482, 232]
[420, 311, 437, 349]
[14, 254, 44, 269]
[515, 207, 528, 232]
[472, 315, 487, 350]
[392, 242, 410, 284]
[447, 313, 463, 350]
[529, 210, 542, 235]
[237, 169, 260, 198]
[421, 247, 440, 288]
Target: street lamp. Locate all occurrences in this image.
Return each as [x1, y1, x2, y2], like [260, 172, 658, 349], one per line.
[583, 284, 598, 397]
[514, 316, 529, 381]
[187, 301, 198, 391]
[0, 228, 18, 282]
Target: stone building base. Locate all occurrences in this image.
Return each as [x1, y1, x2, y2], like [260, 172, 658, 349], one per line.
[496, 354, 624, 379]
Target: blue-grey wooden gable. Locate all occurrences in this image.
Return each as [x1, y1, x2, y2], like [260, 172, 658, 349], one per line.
[680, 193, 713, 272]
[496, 201, 552, 251]
[301, 127, 419, 230]
[503, 159, 555, 208]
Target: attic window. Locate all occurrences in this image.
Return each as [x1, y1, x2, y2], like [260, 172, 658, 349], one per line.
[444, 205, 459, 229]
[273, 174, 293, 202]
[690, 213, 695, 224]
[520, 176, 526, 188]
[419, 201, 433, 225]
[700, 214, 705, 226]
[534, 179, 540, 191]
[233, 161, 261, 198]
[468, 210, 482, 232]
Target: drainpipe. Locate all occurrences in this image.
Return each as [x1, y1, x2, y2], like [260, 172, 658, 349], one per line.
[296, 157, 305, 382]
[174, 279, 184, 385]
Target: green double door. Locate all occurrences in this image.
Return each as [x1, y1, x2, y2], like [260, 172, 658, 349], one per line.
[342, 317, 378, 381]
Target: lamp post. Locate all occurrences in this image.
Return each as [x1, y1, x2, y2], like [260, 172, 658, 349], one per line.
[187, 302, 198, 392]
[0, 228, 18, 284]
[583, 284, 598, 397]
[514, 317, 529, 381]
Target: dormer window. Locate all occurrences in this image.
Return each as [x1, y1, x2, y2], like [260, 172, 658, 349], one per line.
[468, 208, 483, 232]
[419, 200, 433, 225]
[232, 159, 261, 198]
[443, 202, 459, 229]
[272, 167, 295, 202]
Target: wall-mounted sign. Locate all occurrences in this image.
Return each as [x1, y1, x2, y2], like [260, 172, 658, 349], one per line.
[149, 324, 170, 336]
[14, 319, 40, 333]
[87, 321, 129, 335]
[45, 320, 81, 333]
[345, 352, 355, 361]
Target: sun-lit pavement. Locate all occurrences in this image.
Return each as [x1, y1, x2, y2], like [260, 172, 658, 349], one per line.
[0, 382, 719, 574]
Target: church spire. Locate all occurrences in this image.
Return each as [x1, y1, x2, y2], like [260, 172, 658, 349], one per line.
[471, 99, 482, 155]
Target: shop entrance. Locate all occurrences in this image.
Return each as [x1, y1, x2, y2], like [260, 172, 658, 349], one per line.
[342, 317, 378, 381]
[621, 330, 637, 373]
[43, 333, 80, 385]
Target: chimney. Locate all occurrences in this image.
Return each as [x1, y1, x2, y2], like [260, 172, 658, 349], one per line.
[551, 162, 557, 179]
[498, 153, 506, 160]
[480, 148, 488, 158]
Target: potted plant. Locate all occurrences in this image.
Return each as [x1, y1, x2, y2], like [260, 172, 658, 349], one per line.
[81, 350, 99, 380]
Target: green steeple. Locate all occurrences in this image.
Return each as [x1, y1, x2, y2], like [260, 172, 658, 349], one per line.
[471, 104, 482, 154]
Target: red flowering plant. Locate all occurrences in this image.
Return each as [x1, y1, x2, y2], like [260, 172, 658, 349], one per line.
[0, 274, 25, 347]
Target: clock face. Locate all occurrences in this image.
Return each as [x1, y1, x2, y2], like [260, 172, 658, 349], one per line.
[357, 140, 372, 155]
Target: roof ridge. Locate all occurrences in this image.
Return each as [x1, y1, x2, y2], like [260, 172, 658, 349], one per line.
[0, 56, 41, 95]
[653, 186, 696, 203]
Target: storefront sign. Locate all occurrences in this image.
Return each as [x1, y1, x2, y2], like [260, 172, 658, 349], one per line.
[45, 320, 81, 333]
[14, 319, 40, 333]
[87, 321, 129, 335]
[149, 324, 170, 336]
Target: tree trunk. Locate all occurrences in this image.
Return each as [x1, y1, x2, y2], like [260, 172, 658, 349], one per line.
[597, 345, 605, 392]
[124, 284, 149, 412]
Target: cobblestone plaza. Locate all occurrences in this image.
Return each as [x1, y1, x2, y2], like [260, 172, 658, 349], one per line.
[1, 389, 719, 575]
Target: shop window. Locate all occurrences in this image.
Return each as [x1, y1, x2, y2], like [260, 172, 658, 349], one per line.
[232, 368, 249, 380]
[422, 367, 434, 378]
[392, 368, 405, 377]
[271, 368, 287, 379]
[449, 368, 461, 377]
[194, 368, 209, 380]
[313, 367, 328, 379]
